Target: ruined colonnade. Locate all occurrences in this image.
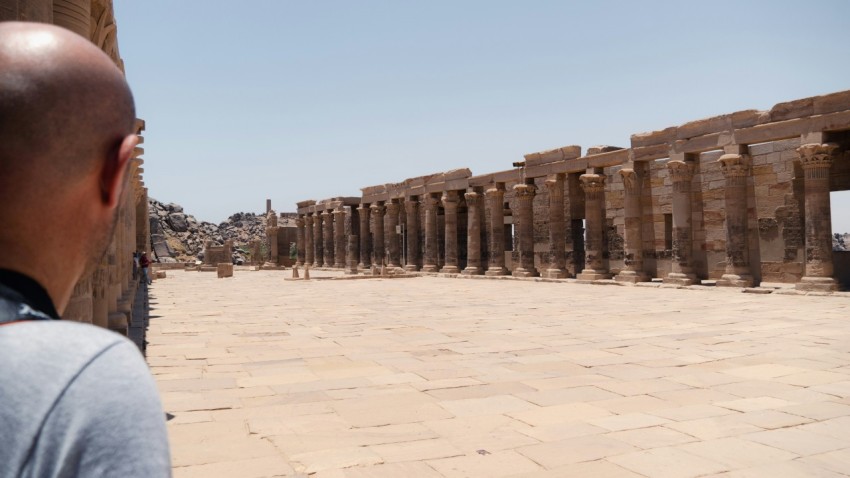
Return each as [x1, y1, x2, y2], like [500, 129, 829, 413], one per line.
[296, 91, 850, 292]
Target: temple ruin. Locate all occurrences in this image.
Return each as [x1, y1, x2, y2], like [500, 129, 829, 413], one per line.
[1, 0, 152, 341]
[296, 90, 850, 292]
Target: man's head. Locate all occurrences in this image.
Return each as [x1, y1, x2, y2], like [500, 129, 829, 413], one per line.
[0, 22, 138, 313]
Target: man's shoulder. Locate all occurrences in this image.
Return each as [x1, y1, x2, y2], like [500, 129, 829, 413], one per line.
[2, 319, 130, 356]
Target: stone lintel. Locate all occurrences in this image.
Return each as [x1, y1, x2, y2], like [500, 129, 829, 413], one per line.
[523, 145, 582, 166]
[632, 143, 669, 162]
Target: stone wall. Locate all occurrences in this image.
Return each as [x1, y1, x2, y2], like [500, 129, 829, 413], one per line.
[2, 0, 153, 339]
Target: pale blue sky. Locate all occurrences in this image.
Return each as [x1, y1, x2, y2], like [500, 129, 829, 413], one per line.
[115, 0, 850, 232]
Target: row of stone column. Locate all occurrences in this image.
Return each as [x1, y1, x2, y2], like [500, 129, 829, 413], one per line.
[295, 141, 838, 289]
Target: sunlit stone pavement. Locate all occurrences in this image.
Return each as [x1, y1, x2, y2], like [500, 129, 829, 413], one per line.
[148, 269, 850, 477]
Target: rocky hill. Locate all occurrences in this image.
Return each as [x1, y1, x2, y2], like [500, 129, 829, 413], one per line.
[149, 198, 289, 263]
[835, 232, 850, 252]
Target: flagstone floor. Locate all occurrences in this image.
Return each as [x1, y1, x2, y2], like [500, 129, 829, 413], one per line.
[147, 269, 850, 477]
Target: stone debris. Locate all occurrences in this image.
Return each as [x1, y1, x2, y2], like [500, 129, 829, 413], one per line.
[148, 198, 296, 264]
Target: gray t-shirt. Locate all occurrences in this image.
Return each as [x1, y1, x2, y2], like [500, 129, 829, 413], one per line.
[0, 320, 171, 477]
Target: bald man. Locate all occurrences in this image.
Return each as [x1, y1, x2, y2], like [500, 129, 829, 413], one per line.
[0, 22, 170, 477]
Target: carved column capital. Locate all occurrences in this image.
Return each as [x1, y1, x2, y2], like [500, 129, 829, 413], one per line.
[333, 207, 346, 217]
[485, 184, 506, 199]
[797, 143, 837, 172]
[718, 154, 750, 179]
[295, 217, 305, 227]
[404, 198, 419, 214]
[370, 203, 384, 214]
[357, 203, 369, 212]
[579, 173, 606, 194]
[421, 195, 440, 209]
[667, 160, 695, 182]
[385, 201, 399, 214]
[513, 183, 537, 200]
[441, 191, 459, 210]
[618, 168, 641, 195]
[464, 191, 481, 203]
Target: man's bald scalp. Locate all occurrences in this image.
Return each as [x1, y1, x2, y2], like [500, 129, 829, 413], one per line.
[0, 22, 136, 191]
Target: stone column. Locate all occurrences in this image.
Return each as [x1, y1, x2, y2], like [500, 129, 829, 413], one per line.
[664, 159, 697, 286]
[404, 198, 421, 271]
[542, 175, 567, 278]
[463, 191, 484, 275]
[53, 0, 91, 38]
[796, 143, 838, 291]
[333, 207, 346, 268]
[440, 191, 460, 273]
[615, 167, 649, 283]
[322, 210, 334, 268]
[577, 172, 611, 280]
[717, 153, 754, 287]
[485, 184, 508, 276]
[304, 214, 314, 266]
[358, 204, 371, 269]
[385, 200, 401, 268]
[295, 216, 306, 266]
[312, 214, 323, 267]
[371, 203, 385, 267]
[512, 183, 538, 277]
[421, 195, 440, 272]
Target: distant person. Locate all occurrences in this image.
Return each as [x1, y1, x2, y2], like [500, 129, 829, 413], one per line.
[0, 22, 171, 476]
[133, 251, 140, 279]
[140, 252, 152, 285]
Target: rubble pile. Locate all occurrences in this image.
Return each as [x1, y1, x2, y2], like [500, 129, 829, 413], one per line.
[148, 198, 270, 263]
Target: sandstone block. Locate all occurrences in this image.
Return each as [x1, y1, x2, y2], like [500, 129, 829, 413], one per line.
[769, 97, 814, 122]
[217, 263, 234, 278]
[813, 90, 850, 115]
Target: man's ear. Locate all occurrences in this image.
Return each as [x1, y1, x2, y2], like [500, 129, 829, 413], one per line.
[100, 134, 138, 208]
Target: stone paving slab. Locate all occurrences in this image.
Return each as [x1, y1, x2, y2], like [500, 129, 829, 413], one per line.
[147, 270, 850, 477]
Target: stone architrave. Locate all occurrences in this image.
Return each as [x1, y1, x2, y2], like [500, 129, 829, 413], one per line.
[512, 183, 538, 277]
[440, 191, 460, 273]
[421, 195, 440, 272]
[304, 213, 314, 266]
[796, 143, 839, 291]
[542, 175, 567, 279]
[577, 173, 612, 280]
[462, 191, 484, 275]
[312, 214, 323, 267]
[322, 210, 334, 268]
[615, 167, 649, 283]
[295, 216, 305, 266]
[485, 184, 508, 276]
[358, 204, 371, 269]
[371, 203, 385, 266]
[716, 153, 754, 287]
[663, 159, 698, 286]
[385, 200, 401, 268]
[333, 207, 346, 268]
[404, 198, 420, 271]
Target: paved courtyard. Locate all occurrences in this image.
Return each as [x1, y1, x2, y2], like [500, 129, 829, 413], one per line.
[148, 270, 850, 477]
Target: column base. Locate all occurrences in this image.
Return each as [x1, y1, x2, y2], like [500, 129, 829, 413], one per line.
[322, 262, 333, 268]
[334, 262, 345, 269]
[462, 266, 483, 275]
[796, 276, 838, 292]
[421, 264, 438, 273]
[717, 273, 754, 288]
[577, 269, 612, 281]
[296, 261, 304, 267]
[615, 270, 650, 284]
[404, 264, 419, 272]
[387, 262, 401, 269]
[663, 272, 696, 286]
[108, 312, 128, 336]
[485, 267, 508, 276]
[541, 268, 567, 279]
[513, 268, 539, 278]
[440, 265, 460, 274]
[358, 262, 371, 270]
